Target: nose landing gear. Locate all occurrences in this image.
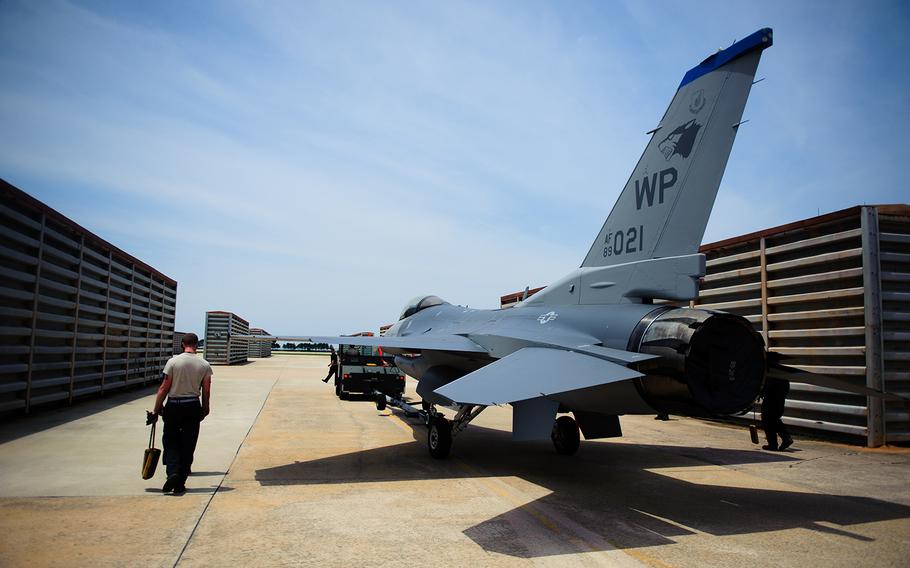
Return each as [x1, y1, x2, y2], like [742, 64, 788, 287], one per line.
[374, 391, 485, 459]
[427, 415, 452, 459]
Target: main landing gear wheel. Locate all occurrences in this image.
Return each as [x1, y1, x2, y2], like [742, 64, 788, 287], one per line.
[551, 415, 580, 456]
[375, 393, 387, 411]
[428, 416, 452, 459]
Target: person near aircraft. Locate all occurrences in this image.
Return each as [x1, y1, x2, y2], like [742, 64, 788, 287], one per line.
[761, 376, 793, 451]
[323, 346, 338, 383]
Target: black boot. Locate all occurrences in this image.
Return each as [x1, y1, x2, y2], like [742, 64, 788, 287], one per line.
[162, 474, 179, 493]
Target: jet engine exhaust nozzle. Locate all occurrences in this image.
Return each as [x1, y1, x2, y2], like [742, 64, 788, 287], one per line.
[631, 307, 766, 417]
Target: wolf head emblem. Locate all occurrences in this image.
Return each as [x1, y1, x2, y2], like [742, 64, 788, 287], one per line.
[658, 119, 702, 161]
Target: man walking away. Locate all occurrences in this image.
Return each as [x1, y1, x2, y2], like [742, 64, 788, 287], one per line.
[761, 376, 793, 451]
[323, 346, 338, 383]
[151, 332, 212, 494]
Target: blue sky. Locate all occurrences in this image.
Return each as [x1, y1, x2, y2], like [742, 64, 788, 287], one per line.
[1, 1, 908, 335]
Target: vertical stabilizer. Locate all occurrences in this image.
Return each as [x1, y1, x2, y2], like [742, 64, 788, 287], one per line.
[581, 28, 772, 268]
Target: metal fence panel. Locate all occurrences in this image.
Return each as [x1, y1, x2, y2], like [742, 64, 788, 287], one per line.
[0, 179, 177, 414]
[695, 205, 910, 445]
[203, 311, 249, 365]
[248, 327, 272, 358]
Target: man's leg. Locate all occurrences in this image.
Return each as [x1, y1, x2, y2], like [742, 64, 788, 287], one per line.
[761, 401, 779, 450]
[161, 406, 181, 491]
[174, 404, 193, 490]
[778, 419, 793, 450]
[175, 405, 202, 490]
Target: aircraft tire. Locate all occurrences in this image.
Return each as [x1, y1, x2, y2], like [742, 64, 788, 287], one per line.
[376, 393, 387, 411]
[552, 416, 580, 456]
[428, 416, 452, 459]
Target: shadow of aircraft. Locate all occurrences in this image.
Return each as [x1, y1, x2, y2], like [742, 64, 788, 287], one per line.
[255, 409, 910, 558]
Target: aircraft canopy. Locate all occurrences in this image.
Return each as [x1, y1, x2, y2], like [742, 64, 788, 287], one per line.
[399, 295, 448, 320]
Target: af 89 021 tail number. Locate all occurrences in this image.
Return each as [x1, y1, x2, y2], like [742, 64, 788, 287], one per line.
[603, 225, 644, 258]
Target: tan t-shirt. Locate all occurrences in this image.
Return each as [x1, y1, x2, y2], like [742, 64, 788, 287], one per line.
[163, 353, 213, 398]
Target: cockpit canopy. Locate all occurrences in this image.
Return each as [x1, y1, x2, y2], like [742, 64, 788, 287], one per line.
[398, 295, 448, 321]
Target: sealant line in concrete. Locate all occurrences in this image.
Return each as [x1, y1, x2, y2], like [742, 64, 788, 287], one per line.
[171, 363, 285, 568]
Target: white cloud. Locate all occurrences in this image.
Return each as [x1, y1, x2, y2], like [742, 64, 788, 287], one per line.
[2, 0, 907, 335]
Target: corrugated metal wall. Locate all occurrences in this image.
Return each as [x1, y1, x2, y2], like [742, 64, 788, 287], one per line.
[878, 210, 910, 442]
[0, 180, 177, 414]
[695, 205, 910, 445]
[248, 327, 272, 358]
[203, 311, 249, 365]
[173, 331, 187, 355]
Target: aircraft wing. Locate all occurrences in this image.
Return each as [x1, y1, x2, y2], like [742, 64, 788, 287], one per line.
[466, 330, 657, 365]
[238, 330, 655, 365]
[236, 334, 488, 354]
[435, 347, 643, 405]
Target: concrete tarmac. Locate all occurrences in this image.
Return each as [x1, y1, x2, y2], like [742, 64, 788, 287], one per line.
[1, 354, 908, 567]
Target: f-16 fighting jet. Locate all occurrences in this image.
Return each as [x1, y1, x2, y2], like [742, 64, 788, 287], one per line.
[246, 28, 905, 458]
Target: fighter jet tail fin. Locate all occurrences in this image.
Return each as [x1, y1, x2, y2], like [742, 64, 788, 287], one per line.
[581, 28, 772, 269]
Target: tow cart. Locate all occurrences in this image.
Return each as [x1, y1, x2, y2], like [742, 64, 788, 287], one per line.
[334, 342, 405, 401]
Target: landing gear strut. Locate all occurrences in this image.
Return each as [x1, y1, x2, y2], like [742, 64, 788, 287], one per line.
[426, 404, 485, 459]
[551, 415, 580, 455]
[374, 391, 486, 459]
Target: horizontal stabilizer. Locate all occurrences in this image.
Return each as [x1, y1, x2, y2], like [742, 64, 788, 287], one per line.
[234, 334, 487, 354]
[768, 364, 910, 402]
[466, 331, 657, 364]
[435, 347, 642, 405]
[572, 344, 659, 365]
